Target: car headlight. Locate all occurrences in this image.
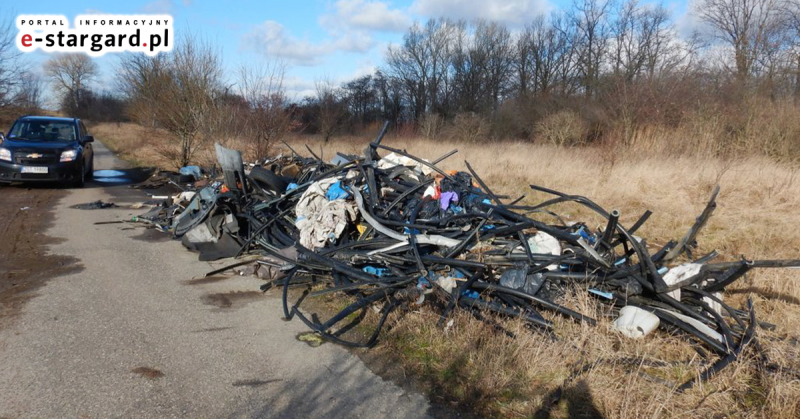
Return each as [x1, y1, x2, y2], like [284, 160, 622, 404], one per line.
[60, 149, 78, 162]
[0, 147, 10, 162]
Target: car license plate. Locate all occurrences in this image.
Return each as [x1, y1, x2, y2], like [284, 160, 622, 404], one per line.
[21, 166, 48, 174]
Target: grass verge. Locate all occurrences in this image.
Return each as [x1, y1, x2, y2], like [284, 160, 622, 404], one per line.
[92, 122, 800, 418]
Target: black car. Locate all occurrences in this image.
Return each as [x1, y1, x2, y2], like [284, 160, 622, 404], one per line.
[0, 116, 94, 187]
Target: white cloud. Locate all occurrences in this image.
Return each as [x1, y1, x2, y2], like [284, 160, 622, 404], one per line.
[332, 31, 374, 52]
[350, 60, 377, 79]
[282, 61, 378, 101]
[321, 0, 411, 32]
[674, 1, 707, 39]
[242, 20, 375, 66]
[284, 76, 318, 100]
[242, 21, 329, 66]
[411, 0, 550, 25]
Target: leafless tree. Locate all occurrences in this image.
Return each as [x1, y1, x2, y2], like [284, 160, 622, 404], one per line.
[15, 71, 43, 113]
[551, 13, 582, 95]
[116, 53, 169, 128]
[372, 70, 404, 124]
[516, 14, 579, 96]
[238, 61, 290, 158]
[343, 74, 377, 126]
[610, 1, 693, 80]
[695, 0, 789, 83]
[387, 22, 432, 121]
[569, 0, 613, 97]
[44, 54, 98, 116]
[475, 21, 514, 110]
[515, 24, 535, 95]
[116, 35, 223, 167]
[450, 21, 514, 112]
[333, 5, 798, 139]
[423, 19, 458, 115]
[315, 79, 348, 143]
[0, 14, 23, 113]
[787, 1, 800, 100]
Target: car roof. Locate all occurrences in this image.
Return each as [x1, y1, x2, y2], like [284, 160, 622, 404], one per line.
[18, 116, 78, 124]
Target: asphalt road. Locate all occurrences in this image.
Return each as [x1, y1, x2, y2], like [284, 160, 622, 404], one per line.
[0, 141, 431, 418]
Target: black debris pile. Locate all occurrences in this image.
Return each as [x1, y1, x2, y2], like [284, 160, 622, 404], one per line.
[72, 200, 118, 210]
[134, 124, 800, 390]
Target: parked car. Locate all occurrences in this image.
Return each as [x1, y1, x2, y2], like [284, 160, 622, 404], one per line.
[0, 116, 94, 187]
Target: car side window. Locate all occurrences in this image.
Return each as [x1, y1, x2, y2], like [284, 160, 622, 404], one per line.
[78, 122, 86, 139]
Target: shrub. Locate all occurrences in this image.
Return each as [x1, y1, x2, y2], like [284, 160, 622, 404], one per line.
[534, 110, 588, 146]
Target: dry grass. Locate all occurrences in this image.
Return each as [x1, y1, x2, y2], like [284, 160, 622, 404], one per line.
[90, 122, 228, 169]
[289, 136, 800, 418]
[92, 122, 800, 418]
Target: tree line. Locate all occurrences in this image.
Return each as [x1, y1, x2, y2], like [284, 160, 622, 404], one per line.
[296, 0, 800, 146]
[6, 0, 800, 166]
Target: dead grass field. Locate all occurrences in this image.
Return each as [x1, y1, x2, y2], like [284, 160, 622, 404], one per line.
[94, 122, 800, 418]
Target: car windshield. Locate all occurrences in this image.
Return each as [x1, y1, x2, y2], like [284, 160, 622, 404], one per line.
[8, 120, 77, 142]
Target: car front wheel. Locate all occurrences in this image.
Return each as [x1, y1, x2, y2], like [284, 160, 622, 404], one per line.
[72, 163, 85, 188]
[86, 157, 94, 180]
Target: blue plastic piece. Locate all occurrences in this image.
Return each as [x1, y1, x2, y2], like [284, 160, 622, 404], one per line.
[363, 266, 388, 277]
[325, 181, 350, 200]
[179, 165, 202, 180]
[417, 277, 431, 289]
[286, 182, 299, 192]
[462, 290, 479, 299]
[578, 227, 597, 245]
[589, 288, 614, 299]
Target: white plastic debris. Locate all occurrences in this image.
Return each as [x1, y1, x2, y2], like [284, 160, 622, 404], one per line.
[527, 231, 561, 255]
[612, 306, 660, 338]
[376, 152, 433, 177]
[662, 263, 703, 301]
[656, 308, 724, 343]
[524, 231, 561, 270]
[177, 191, 197, 202]
[703, 290, 724, 316]
[434, 275, 458, 293]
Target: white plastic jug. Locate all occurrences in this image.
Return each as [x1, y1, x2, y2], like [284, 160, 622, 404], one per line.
[612, 306, 660, 338]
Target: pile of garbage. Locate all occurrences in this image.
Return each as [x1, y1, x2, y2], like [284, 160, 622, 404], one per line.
[132, 125, 799, 390]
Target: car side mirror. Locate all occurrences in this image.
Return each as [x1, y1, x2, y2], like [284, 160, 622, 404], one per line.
[84, 135, 94, 143]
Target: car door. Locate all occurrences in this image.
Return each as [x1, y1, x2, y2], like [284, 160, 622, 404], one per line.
[79, 121, 93, 163]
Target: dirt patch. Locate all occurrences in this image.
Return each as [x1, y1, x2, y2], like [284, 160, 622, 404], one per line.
[191, 326, 233, 333]
[70, 200, 118, 210]
[130, 228, 171, 243]
[131, 366, 165, 379]
[201, 291, 263, 309]
[231, 378, 281, 387]
[0, 184, 83, 330]
[182, 275, 232, 286]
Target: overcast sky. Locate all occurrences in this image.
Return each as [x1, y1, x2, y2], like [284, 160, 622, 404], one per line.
[11, 0, 696, 104]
